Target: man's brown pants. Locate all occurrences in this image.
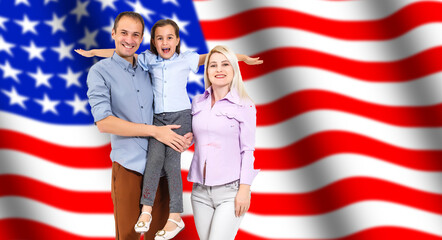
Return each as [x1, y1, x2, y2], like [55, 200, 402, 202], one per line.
[111, 162, 170, 240]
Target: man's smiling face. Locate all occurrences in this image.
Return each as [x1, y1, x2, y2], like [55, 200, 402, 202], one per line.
[112, 16, 143, 63]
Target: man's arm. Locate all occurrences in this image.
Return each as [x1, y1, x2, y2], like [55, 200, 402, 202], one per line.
[96, 116, 188, 152]
[87, 66, 188, 152]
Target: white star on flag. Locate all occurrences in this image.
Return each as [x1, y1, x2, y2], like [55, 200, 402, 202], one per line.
[2, 87, 28, 109]
[21, 41, 46, 61]
[0, 35, 15, 56]
[0, 16, 8, 30]
[43, 0, 58, 5]
[70, 0, 90, 23]
[95, 0, 117, 11]
[0, 61, 22, 83]
[180, 40, 197, 53]
[188, 71, 204, 86]
[143, 27, 151, 45]
[34, 94, 60, 114]
[44, 13, 67, 34]
[126, 0, 155, 22]
[79, 27, 99, 50]
[51, 40, 74, 60]
[163, 13, 189, 35]
[15, 0, 30, 6]
[102, 17, 114, 41]
[162, 0, 179, 7]
[65, 94, 89, 115]
[58, 67, 82, 88]
[28, 67, 53, 88]
[14, 15, 39, 35]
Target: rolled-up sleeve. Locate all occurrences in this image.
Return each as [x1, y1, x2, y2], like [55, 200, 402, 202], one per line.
[86, 67, 113, 122]
[183, 51, 199, 73]
[137, 50, 153, 72]
[238, 103, 259, 185]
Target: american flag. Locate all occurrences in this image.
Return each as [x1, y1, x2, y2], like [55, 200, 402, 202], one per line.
[1, 0, 442, 239]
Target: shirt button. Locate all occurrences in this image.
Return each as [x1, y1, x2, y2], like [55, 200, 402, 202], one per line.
[141, 106, 144, 109]
[137, 90, 140, 92]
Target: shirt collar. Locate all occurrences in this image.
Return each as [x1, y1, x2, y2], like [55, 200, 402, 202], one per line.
[200, 86, 241, 105]
[156, 52, 178, 62]
[111, 51, 137, 70]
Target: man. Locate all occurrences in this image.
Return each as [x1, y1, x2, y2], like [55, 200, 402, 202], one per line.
[84, 12, 191, 239]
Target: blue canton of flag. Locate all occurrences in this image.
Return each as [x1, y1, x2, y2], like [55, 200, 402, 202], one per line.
[0, 0, 207, 125]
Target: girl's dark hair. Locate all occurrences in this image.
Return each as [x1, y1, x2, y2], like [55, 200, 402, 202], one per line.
[113, 11, 145, 35]
[150, 19, 181, 56]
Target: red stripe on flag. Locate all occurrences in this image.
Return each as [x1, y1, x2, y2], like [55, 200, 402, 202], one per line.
[0, 175, 113, 213]
[253, 131, 442, 171]
[200, 2, 442, 40]
[0, 130, 111, 168]
[249, 177, 442, 215]
[0, 219, 114, 240]
[234, 226, 442, 240]
[256, 90, 442, 127]
[239, 47, 442, 81]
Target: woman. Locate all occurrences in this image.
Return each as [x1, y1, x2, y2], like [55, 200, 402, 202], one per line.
[188, 45, 260, 240]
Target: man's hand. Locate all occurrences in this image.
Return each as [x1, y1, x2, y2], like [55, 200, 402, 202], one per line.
[74, 49, 95, 57]
[153, 125, 186, 152]
[183, 132, 194, 150]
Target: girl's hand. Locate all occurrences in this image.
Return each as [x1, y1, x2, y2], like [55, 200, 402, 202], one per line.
[235, 184, 251, 217]
[244, 56, 263, 65]
[74, 49, 95, 58]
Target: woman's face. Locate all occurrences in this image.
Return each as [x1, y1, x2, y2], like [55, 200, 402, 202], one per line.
[207, 52, 234, 89]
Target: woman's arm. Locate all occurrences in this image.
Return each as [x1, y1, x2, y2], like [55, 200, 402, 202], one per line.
[234, 102, 259, 216]
[235, 184, 251, 217]
[74, 49, 116, 58]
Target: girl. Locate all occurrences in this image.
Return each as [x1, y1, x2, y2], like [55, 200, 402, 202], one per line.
[76, 20, 261, 240]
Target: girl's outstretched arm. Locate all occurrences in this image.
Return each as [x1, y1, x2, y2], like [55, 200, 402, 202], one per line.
[74, 49, 116, 58]
[198, 53, 263, 66]
[198, 54, 208, 66]
[237, 54, 263, 65]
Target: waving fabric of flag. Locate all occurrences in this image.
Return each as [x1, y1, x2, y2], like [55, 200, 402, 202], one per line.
[1, 0, 442, 239]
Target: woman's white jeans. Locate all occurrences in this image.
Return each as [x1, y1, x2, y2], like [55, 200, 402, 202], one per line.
[191, 181, 244, 240]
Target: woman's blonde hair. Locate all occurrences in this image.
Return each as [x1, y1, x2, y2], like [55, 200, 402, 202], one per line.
[203, 45, 252, 101]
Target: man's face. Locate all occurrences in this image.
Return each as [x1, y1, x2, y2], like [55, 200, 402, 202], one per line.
[112, 16, 143, 63]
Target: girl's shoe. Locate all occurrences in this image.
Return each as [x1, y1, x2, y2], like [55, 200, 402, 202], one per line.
[154, 218, 185, 240]
[134, 212, 152, 233]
